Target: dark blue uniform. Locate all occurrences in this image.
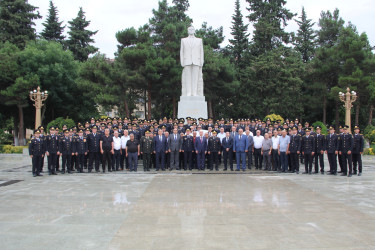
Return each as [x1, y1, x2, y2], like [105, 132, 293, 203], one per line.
[352, 133, 364, 174]
[207, 136, 221, 170]
[59, 136, 74, 173]
[301, 135, 315, 174]
[325, 133, 339, 174]
[29, 137, 45, 176]
[182, 135, 194, 170]
[87, 133, 101, 172]
[74, 136, 88, 172]
[45, 134, 59, 174]
[222, 136, 234, 170]
[314, 134, 326, 173]
[289, 134, 301, 173]
[339, 133, 354, 176]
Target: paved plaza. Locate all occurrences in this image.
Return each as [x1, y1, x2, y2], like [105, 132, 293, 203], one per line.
[0, 154, 374, 249]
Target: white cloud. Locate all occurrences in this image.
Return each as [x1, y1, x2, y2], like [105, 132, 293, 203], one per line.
[29, 0, 375, 58]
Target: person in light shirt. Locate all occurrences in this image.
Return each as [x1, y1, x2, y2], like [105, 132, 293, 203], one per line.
[253, 130, 264, 170]
[271, 130, 280, 171]
[121, 130, 130, 170]
[112, 131, 122, 171]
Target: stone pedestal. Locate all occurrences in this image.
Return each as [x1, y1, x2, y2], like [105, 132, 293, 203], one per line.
[178, 96, 207, 120]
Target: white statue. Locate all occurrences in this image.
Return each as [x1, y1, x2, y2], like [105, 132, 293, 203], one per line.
[180, 26, 204, 97]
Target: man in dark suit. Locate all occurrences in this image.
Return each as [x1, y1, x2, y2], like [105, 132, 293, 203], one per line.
[169, 128, 182, 170]
[153, 129, 168, 171]
[29, 129, 45, 177]
[45, 126, 59, 175]
[222, 131, 234, 171]
[233, 129, 249, 171]
[207, 131, 221, 170]
[194, 130, 207, 170]
[59, 129, 75, 174]
[245, 130, 254, 169]
[314, 126, 326, 174]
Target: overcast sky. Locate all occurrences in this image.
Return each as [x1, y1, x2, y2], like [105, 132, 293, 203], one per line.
[29, 0, 375, 59]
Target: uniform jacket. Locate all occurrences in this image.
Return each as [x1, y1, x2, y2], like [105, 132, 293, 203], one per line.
[289, 134, 301, 153]
[45, 134, 59, 154]
[325, 133, 339, 153]
[301, 135, 315, 154]
[182, 135, 194, 152]
[208, 136, 221, 153]
[29, 138, 45, 156]
[352, 134, 364, 154]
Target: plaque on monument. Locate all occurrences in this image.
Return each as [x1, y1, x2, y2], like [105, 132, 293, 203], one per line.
[177, 26, 208, 121]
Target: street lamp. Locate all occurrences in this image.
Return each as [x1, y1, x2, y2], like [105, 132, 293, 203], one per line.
[29, 86, 48, 129]
[339, 87, 357, 133]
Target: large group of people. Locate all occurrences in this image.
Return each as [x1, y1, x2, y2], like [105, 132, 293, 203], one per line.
[28, 116, 364, 178]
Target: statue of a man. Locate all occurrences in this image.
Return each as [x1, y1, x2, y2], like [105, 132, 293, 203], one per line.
[180, 26, 204, 97]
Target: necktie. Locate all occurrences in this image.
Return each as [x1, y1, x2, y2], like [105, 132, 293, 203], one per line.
[175, 135, 177, 141]
[160, 136, 162, 141]
[240, 135, 241, 140]
[201, 137, 203, 143]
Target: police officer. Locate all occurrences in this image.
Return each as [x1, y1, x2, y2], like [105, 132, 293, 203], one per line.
[74, 129, 88, 173]
[289, 127, 301, 174]
[59, 129, 74, 174]
[140, 130, 154, 171]
[301, 128, 315, 174]
[339, 125, 354, 177]
[87, 125, 101, 173]
[182, 129, 194, 170]
[314, 126, 325, 174]
[29, 129, 45, 177]
[352, 126, 364, 176]
[208, 131, 221, 171]
[325, 126, 339, 175]
[45, 126, 59, 175]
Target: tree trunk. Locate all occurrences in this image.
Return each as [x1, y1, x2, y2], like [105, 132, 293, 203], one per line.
[147, 83, 152, 120]
[172, 96, 176, 118]
[13, 117, 19, 146]
[368, 104, 374, 125]
[323, 95, 327, 125]
[124, 99, 130, 118]
[355, 103, 360, 126]
[18, 104, 25, 146]
[144, 90, 147, 119]
[208, 99, 213, 118]
[335, 100, 340, 131]
[41, 105, 46, 125]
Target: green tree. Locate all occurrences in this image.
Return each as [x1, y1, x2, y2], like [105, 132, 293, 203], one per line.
[41, 1, 65, 43]
[228, 0, 249, 69]
[246, 0, 294, 55]
[66, 7, 98, 61]
[293, 7, 316, 63]
[0, 0, 41, 49]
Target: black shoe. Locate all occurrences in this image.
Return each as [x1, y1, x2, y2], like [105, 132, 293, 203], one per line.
[321, 172, 324, 175]
[334, 172, 337, 176]
[61, 170, 65, 174]
[358, 173, 362, 176]
[162, 169, 165, 171]
[353, 171, 357, 175]
[96, 170, 100, 173]
[135, 170, 137, 172]
[52, 172, 57, 175]
[33, 173, 37, 177]
[235, 169, 240, 171]
[309, 172, 312, 175]
[88, 170, 92, 173]
[296, 171, 299, 174]
[102, 171, 105, 173]
[79, 170, 83, 173]
[242, 169, 245, 172]
[340, 173, 346, 176]
[147, 169, 150, 171]
[230, 169, 234, 171]
[348, 173, 352, 177]
[302, 172, 308, 174]
[109, 170, 112, 172]
[338, 171, 343, 173]
[48, 172, 52, 175]
[223, 168, 227, 171]
[156, 169, 159, 171]
[327, 172, 334, 175]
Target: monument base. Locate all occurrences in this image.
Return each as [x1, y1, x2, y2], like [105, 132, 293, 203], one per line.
[178, 96, 208, 121]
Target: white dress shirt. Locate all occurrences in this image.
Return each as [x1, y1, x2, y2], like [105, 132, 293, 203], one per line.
[271, 136, 280, 150]
[253, 135, 264, 149]
[121, 135, 130, 149]
[113, 136, 122, 150]
[217, 132, 226, 143]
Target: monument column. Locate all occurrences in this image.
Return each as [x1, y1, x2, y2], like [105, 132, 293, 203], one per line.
[178, 26, 208, 121]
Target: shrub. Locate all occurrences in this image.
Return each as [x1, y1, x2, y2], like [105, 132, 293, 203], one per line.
[364, 125, 375, 144]
[264, 114, 284, 123]
[0, 145, 25, 154]
[46, 117, 76, 131]
[312, 121, 328, 135]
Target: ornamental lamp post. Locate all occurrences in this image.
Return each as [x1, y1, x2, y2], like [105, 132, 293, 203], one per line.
[29, 86, 48, 129]
[338, 87, 357, 133]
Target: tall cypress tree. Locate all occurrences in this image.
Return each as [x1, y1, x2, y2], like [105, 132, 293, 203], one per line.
[229, 0, 249, 68]
[294, 7, 316, 63]
[0, 0, 41, 49]
[66, 7, 98, 61]
[246, 0, 294, 55]
[41, 1, 65, 43]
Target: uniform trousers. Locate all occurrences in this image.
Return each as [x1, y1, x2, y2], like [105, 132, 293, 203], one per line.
[342, 152, 353, 175]
[352, 153, 362, 173]
[327, 153, 337, 174]
[304, 153, 313, 173]
[290, 152, 299, 172]
[314, 152, 324, 173]
[47, 153, 58, 173]
[143, 153, 152, 170]
[89, 151, 100, 171]
[32, 155, 43, 175]
[184, 151, 193, 170]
